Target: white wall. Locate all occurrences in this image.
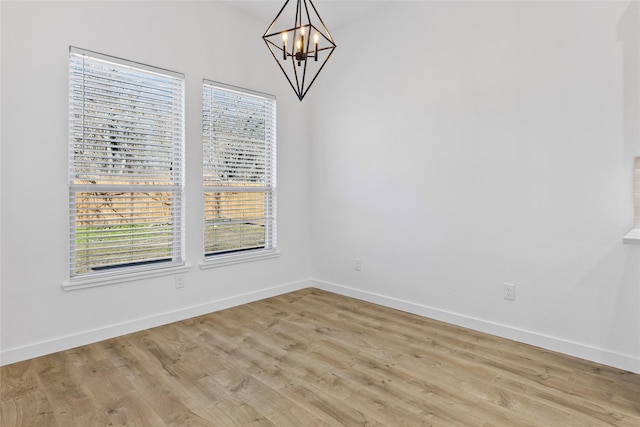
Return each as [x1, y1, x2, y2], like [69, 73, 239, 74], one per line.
[0, 1, 312, 364]
[310, 1, 640, 373]
[2, 0, 639, 374]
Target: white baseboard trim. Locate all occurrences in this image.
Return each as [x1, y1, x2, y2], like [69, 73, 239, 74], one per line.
[0, 279, 310, 366]
[5, 278, 638, 374]
[311, 279, 640, 374]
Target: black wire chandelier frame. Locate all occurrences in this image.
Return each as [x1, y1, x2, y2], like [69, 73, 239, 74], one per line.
[262, 0, 336, 101]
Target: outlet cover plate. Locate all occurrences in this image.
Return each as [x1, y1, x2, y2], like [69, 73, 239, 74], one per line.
[504, 283, 516, 301]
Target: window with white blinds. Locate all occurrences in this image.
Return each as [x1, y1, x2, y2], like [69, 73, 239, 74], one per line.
[69, 47, 185, 279]
[203, 81, 276, 261]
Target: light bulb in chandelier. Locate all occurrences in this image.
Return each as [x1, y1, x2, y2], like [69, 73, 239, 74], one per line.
[262, 0, 337, 101]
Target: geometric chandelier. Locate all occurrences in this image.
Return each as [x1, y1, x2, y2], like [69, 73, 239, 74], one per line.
[262, 0, 336, 101]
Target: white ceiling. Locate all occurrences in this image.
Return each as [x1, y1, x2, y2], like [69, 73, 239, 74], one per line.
[222, 0, 393, 31]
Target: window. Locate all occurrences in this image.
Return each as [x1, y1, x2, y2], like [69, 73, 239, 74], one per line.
[202, 81, 277, 264]
[624, 157, 640, 244]
[68, 48, 185, 281]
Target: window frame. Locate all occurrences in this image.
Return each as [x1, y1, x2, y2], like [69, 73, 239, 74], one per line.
[65, 47, 188, 288]
[624, 157, 640, 244]
[201, 80, 278, 268]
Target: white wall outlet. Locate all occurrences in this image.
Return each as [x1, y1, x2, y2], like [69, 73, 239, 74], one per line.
[504, 283, 516, 301]
[355, 258, 362, 271]
[175, 274, 185, 289]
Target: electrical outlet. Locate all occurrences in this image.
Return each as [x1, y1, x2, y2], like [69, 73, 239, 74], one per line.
[355, 258, 362, 271]
[504, 283, 516, 301]
[175, 275, 185, 289]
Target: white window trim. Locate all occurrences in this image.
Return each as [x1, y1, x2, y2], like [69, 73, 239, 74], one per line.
[201, 80, 277, 267]
[199, 249, 280, 270]
[623, 157, 640, 245]
[623, 229, 640, 245]
[67, 47, 186, 286]
[63, 263, 191, 291]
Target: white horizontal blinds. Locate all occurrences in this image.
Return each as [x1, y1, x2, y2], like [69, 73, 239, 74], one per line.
[69, 48, 185, 277]
[203, 81, 276, 256]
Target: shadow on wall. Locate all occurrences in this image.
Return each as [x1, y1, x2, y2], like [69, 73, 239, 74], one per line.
[614, 247, 640, 372]
[618, 1, 640, 159]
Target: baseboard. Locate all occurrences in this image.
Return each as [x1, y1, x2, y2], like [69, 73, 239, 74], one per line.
[0, 279, 310, 366]
[5, 278, 638, 374]
[311, 279, 640, 374]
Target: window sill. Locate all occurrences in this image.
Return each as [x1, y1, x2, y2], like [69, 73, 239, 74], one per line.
[623, 229, 640, 245]
[200, 250, 280, 269]
[62, 263, 191, 291]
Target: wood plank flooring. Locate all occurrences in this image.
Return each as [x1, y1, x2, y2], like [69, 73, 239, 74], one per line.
[2, 288, 639, 426]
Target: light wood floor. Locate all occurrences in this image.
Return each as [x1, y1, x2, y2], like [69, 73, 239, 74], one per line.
[2, 288, 639, 426]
